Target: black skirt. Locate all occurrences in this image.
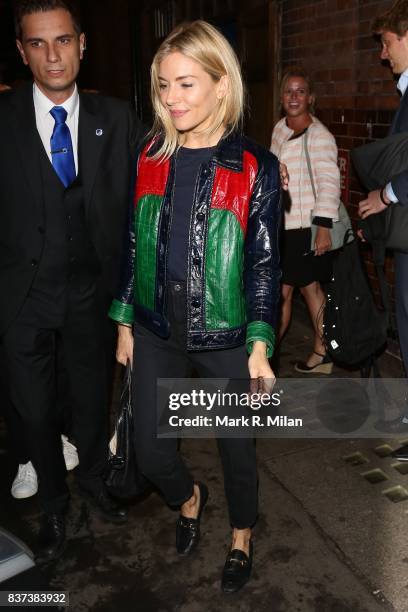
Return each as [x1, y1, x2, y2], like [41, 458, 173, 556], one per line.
[281, 228, 333, 287]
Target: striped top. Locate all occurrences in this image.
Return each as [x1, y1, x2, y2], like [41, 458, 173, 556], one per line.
[271, 116, 340, 230]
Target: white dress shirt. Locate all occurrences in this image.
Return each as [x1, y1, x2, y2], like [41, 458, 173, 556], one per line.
[33, 83, 79, 174]
[385, 69, 408, 202]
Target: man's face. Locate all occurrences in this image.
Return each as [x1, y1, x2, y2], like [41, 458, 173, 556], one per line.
[380, 30, 408, 74]
[16, 8, 85, 103]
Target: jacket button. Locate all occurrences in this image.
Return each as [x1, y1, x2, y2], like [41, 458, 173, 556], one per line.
[37, 226, 45, 234]
[31, 259, 38, 267]
[197, 213, 205, 221]
[191, 298, 201, 308]
[68, 235, 73, 241]
[193, 257, 201, 265]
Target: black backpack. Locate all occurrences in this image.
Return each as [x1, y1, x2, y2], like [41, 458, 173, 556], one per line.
[323, 238, 388, 367]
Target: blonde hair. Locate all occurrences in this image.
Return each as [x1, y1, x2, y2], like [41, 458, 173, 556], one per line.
[280, 66, 316, 115]
[150, 20, 244, 159]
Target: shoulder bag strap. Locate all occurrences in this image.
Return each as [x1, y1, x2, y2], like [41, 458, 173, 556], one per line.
[304, 130, 317, 202]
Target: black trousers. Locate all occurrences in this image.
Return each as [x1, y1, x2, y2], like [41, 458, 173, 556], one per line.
[1, 338, 73, 466]
[2, 283, 110, 514]
[132, 282, 258, 529]
[395, 252, 408, 377]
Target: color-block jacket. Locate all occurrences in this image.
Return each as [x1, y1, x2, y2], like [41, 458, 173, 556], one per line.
[109, 132, 281, 356]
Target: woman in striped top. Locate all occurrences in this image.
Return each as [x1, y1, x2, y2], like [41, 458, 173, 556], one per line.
[271, 67, 340, 374]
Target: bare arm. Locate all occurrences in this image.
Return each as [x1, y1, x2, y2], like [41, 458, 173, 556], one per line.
[248, 340, 275, 393]
[116, 324, 134, 366]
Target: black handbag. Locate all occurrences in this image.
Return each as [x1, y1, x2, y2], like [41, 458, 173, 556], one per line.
[323, 239, 387, 366]
[105, 362, 148, 499]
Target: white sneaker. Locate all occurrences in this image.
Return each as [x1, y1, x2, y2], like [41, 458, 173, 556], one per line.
[61, 435, 79, 471]
[11, 461, 38, 499]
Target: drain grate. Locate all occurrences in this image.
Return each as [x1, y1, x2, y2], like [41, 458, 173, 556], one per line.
[392, 462, 408, 476]
[361, 469, 389, 484]
[343, 452, 369, 466]
[382, 485, 408, 503]
[343, 448, 408, 504]
[373, 444, 394, 458]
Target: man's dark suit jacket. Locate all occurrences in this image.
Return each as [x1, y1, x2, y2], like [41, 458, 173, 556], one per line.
[388, 87, 408, 204]
[351, 131, 408, 192]
[0, 81, 145, 335]
[351, 89, 408, 204]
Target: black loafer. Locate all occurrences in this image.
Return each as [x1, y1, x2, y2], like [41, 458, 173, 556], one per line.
[176, 481, 208, 555]
[35, 513, 66, 564]
[221, 541, 253, 594]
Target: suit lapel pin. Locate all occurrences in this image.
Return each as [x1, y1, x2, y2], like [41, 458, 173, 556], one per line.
[96, 128, 103, 136]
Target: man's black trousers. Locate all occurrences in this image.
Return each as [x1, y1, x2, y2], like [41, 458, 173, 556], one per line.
[2, 284, 110, 514]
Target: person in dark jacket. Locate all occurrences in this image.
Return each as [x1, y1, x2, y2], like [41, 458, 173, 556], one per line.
[0, 0, 144, 563]
[358, 1, 408, 440]
[109, 20, 281, 593]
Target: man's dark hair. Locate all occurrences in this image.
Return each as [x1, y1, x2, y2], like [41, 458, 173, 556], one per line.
[373, 0, 408, 36]
[14, 0, 82, 40]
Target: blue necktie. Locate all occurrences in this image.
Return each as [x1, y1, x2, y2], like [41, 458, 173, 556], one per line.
[50, 106, 76, 188]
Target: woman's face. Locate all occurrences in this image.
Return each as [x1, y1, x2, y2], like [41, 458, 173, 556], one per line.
[158, 51, 226, 146]
[281, 76, 313, 119]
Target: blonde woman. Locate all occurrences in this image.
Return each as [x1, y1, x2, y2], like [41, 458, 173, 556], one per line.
[109, 21, 281, 592]
[271, 67, 340, 374]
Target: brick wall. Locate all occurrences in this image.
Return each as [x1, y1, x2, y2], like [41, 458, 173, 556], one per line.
[0, 0, 21, 83]
[281, 0, 398, 333]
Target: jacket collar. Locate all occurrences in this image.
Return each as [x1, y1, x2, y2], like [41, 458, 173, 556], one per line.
[213, 131, 243, 171]
[146, 130, 244, 172]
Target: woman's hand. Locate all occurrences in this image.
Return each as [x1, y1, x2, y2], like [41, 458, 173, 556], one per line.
[248, 341, 276, 394]
[357, 228, 366, 242]
[314, 226, 331, 256]
[279, 163, 289, 191]
[116, 324, 134, 366]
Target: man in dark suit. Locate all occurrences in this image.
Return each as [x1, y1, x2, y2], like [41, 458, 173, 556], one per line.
[358, 1, 408, 438]
[0, 0, 144, 561]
